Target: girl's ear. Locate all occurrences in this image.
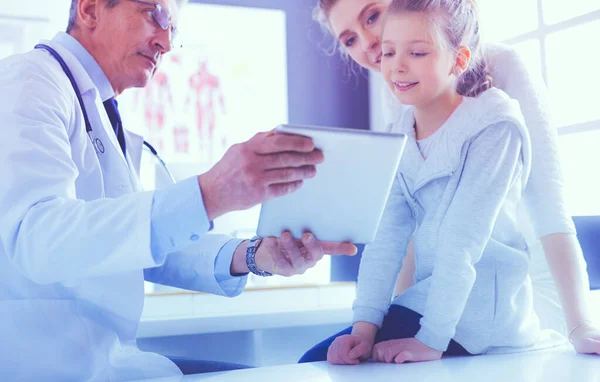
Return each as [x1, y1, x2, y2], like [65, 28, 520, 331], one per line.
[453, 46, 472, 75]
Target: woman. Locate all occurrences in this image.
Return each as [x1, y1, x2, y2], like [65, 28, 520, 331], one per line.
[312, 0, 599, 355]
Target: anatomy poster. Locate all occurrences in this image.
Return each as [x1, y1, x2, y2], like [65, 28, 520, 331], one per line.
[121, 3, 288, 172]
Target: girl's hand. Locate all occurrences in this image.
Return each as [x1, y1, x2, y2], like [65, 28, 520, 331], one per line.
[327, 334, 374, 365]
[570, 323, 600, 355]
[372, 338, 442, 364]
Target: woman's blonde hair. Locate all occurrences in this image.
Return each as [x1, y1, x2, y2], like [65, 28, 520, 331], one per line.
[312, 0, 348, 61]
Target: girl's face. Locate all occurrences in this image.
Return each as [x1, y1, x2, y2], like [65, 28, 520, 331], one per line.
[327, 0, 393, 72]
[380, 12, 458, 107]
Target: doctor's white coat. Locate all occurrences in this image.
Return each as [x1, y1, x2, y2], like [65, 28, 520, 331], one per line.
[0, 39, 241, 381]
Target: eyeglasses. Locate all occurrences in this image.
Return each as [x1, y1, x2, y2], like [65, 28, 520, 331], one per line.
[129, 0, 182, 49]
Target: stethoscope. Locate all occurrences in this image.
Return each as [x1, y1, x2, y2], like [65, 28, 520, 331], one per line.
[35, 44, 176, 184]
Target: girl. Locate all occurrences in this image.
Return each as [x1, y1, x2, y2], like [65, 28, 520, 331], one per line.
[300, 0, 597, 365]
[307, 0, 600, 360]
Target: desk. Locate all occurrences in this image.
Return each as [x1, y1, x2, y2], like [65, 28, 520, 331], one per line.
[139, 284, 356, 338]
[133, 346, 599, 382]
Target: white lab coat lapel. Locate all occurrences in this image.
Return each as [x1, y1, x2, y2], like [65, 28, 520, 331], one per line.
[42, 40, 142, 196]
[124, 129, 145, 192]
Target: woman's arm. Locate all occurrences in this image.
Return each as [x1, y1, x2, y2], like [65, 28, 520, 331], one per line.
[541, 234, 600, 354]
[487, 43, 599, 354]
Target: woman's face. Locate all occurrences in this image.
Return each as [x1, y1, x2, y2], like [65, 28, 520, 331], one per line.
[327, 0, 393, 72]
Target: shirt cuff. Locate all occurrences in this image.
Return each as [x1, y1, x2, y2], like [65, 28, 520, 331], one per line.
[352, 305, 386, 328]
[214, 238, 248, 296]
[415, 322, 452, 352]
[150, 176, 214, 264]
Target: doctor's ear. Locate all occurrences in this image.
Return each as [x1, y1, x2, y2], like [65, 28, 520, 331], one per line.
[453, 46, 472, 75]
[76, 0, 100, 30]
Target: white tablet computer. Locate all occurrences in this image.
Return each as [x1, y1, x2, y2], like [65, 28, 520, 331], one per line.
[256, 124, 407, 244]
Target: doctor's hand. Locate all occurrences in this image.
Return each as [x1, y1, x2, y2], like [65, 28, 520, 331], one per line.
[198, 131, 324, 221]
[230, 232, 357, 277]
[371, 338, 442, 364]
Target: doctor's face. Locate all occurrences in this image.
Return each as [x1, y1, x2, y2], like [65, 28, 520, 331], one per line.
[91, 0, 179, 95]
[327, 0, 392, 72]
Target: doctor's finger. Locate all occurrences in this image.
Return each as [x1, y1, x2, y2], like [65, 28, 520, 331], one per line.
[279, 232, 308, 272]
[267, 180, 304, 199]
[264, 166, 317, 185]
[261, 150, 324, 170]
[321, 242, 358, 256]
[300, 233, 324, 263]
[258, 133, 315, 154]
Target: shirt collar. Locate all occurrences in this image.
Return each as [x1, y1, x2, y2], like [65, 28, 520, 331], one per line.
[52, 32, 115, 101]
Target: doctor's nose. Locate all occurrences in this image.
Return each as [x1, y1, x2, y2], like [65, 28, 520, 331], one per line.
[153, 28, 172, 54]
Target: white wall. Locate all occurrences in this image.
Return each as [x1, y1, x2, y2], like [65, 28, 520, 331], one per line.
[368, 71, 385, 131]
[0, 0, 71, 58]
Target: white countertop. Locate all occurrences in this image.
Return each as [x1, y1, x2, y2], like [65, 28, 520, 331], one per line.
[139, 287, 600, 339]
[138, 307, 352, 338]
[138, 284, 356, 338]
[132, 345, 599, 382]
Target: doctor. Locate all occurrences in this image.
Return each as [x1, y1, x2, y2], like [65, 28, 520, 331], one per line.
[0, 0, 357, 380]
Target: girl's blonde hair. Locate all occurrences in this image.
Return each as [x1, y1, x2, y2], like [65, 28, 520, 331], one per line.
[388, 0, 492, 97]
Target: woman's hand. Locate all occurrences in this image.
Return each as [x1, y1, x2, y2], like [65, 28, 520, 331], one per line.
[570, 322, 600, 355]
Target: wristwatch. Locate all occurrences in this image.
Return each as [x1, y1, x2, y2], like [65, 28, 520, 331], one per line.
[246, 236, 273, 277]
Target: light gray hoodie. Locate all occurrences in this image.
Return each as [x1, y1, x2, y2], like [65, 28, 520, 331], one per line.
[353, 88, 541, 354]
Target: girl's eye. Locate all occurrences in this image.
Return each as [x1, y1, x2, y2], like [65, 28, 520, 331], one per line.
[367, 12, 379, 25]
[345, 37, 356, 48]
[412, 52, 428, 57]
[383, 52, 394, 57]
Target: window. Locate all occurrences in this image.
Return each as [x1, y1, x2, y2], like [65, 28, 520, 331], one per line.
[542, 0, 600, 25]
[479, 0, 600, 217]
[479, 0, 539, 42]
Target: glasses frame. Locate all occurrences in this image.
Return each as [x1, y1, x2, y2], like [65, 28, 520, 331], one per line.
[129, 0, 182, 49]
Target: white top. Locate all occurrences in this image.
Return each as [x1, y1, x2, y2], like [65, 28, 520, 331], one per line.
[416, 130, 441, 159]
[378, 42, 576, 336]
[131, 346, 598, 382]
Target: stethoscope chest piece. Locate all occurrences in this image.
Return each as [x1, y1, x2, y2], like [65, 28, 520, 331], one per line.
[94, 137, 105, 154]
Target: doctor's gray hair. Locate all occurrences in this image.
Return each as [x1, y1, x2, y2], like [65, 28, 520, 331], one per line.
[387, 0, 493, 97]
[66, 0, 189, 33]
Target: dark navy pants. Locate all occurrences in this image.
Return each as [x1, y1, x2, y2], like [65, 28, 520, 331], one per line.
[167, 356, 252, 375]
[299, 305, 471, 363]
